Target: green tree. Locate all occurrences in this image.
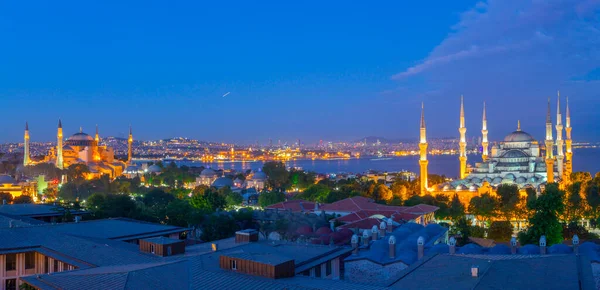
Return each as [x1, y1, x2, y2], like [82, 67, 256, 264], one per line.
[190, 189, 225, 212]
[488, 221, 513, 242]
[448, 194, 465, 220]
[13, 195, 33, 204]
[165, 199, 202, 227]
[519, 183, 565, 245]
[65, 164, 90, 183]
[297, 184, 331, 202]
[142, 189, 175, 208]
[433, 194, 450, 220]
[468, 193, 497, 224]
[262, 162, 289, 190]
[200, 214, 239, 242]
[585, 182, 600, 220]
[496, 184, 521, 221]
[225, 191, 243, 208]
[565, 182, 583, 222]
[258, 191, 285, 207]
[452, 217, 472, 246]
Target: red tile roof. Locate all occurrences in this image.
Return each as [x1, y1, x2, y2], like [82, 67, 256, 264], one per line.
[338, 218, 383, 230]
[320, 196, 438, 216]
[266, 200, 316, 212]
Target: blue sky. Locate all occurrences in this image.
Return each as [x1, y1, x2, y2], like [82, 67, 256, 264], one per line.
[1, 0, 599, 144]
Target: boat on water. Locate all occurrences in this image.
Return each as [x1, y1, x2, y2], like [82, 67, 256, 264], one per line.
[370, 157, 393, 161]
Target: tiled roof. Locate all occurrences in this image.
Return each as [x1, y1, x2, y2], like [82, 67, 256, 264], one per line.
[389, 254, 596, 289]
[320, 196, 438, 216]
[0, 204, 85, 217]
[338, 218, 383, 230]
[266, 200, 316, 212]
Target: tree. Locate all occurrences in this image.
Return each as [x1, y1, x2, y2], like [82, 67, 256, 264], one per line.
[390, 182, 408, 201]
[585, 183, 600, 220]
[372, 184, 393, 203]
[200, 214, 239, 242]
[448, 194, 465, 220]
[65, 164, 90, 182]
[258, 191, 285, 207]
[452, 217, 472, 246]
[488, 221, 513, 242]
[565, 182, 584, 223]
[142, 189, 175, 208]
[433, 194, 450, 220]
[496, 184, 521, 221]
[165, 199, 202, 227]
[571, 171, 592, 184]
[13, 195, 33, 204]
[262, 162, 289, 190]
[190, 189, 225, 212]
[0, 192, 13, 204]
[468, 193, 497, 224]
[298, 184, 330, 202]
[519, 183, 565, 246]
[225, 191, 243, 208]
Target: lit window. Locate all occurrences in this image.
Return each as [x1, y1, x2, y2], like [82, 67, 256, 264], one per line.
[5, 279, 16, 290]
[230, 260, 237, 270]
[150, 244, 155, 254]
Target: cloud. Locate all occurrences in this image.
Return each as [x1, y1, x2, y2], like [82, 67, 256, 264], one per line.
[392, 0, 600, 80]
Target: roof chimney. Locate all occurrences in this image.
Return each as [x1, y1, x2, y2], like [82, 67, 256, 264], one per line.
[329, 220, 335, 231]
[510, 237, 517, 254]
[539, 235, 547, 255]
[471, 265, 479, 277]
[371, 225, 379, 241]
[448, 237, 456, 254]
[573, 234, 580, 255]
[386, 218, 393, 233]
[362, 230, 370, 246]
[74, 216, 81, 223]
[351, 234, 359, 255]
[389, 236, 396, 259]
[9, 220, 15, 228]
[417, 236, 425, 260]
[2, 199, 6, 205]
[212, 243, 218, 251]
[379, 221, 386, 238]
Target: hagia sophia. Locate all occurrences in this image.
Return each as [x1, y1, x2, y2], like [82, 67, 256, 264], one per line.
[419, 94, 573, 205]
[23, 120, 134, 179]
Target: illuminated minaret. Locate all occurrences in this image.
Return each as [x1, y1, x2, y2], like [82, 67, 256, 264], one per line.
[565, 96, 573, 180]
[458, 96, 467, 179]
[555, 92, 564, 178]
[481, 102, 489, 162]
[56, 119, 64, 169]
[95, 124, 100, 143]
[128, 125, 133, 163]
[545, 98, 554, 183]
[419, 103, 428, 196]
[23, 122, 30, 166]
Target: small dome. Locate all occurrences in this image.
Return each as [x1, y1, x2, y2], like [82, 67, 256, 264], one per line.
[492, 177, 503, 184]
[516, 177, 527, 184]
[251, 170, 267, 180]
[548, 244, 572, 254]
[212, 177, 233, 188]
[427, 243, 449, 254]
[200, 168, 217, 177]
[338, 228, 354, 238]
[296, 226, 313, 235]
[0, 175, 16, 184]
[502, 150, 528, 158]
[471, 177, 482, 184]
[504, 130, 535, 142]
[489, 244, 511, 255]
[315, 226, 332, 235]
[147, 165, 161, 173]
[458, 243, 483, 255]
[579, 242, 599, 254]
[483, 177, 492, 183]
[518, 244, 540, 255]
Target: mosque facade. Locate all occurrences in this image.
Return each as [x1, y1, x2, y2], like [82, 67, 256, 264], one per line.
[421, 94, 574, 205]
[23, 120, 134, 179]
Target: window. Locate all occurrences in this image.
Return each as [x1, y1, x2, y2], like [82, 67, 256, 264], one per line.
[25, 252, 36, 269]
[230, 259, 237, 270]
[150, 244, 155, 254]
[54, 259, 59, 272]
[45, 256, 50, 273]
[5, 253, 16, 271]
[5, 279, 16, 290]
[315, 266, 322, 278]
[326, 260, 332, 276]
[167, 246, 172, 256]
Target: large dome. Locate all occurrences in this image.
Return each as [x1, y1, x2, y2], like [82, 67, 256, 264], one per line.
[0, 175, 16, 184]
[67, 132, 94, 141]
[504, 130, 535, 142]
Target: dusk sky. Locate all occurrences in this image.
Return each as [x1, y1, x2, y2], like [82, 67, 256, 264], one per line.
[1, 1, 599, 144]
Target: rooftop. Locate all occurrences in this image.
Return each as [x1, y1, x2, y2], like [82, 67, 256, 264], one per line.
[0, 204, 82, 217]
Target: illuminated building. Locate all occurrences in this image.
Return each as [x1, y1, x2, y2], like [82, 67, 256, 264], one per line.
[418, 103, 428, 196]
[424, 95, 571, 205]
[30, 121, 129, 179]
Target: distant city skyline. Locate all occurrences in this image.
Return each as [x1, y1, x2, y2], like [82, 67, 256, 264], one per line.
[1, 1, 599, 143]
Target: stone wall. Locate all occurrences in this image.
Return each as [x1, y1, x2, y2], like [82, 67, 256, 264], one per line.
[344, 259, 407, 284]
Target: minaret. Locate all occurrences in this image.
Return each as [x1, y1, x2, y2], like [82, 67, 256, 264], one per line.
[481, 102, 489, 162]
[565, 96, 573, 180]
[545, 98, 554, 183]
[458, 96, 467, 179]
[128, 125, 133, 163]
[56, 119, 64, 169]
[95, 124, 100, 143]
[419, 103, 429, 196]
[23, 122, 30, 166]
[555, 92, 564, 178]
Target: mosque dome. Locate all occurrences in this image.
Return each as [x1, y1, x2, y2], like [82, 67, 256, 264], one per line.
[250, 170, 267, 181]
[504, 130, 535, 142]
[212, 177, 234, 188]
[147, 165, 162, 173]
[200, 168, 217, 177]
[68, 132, 94, 141]
[0, 175, 16, 184]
